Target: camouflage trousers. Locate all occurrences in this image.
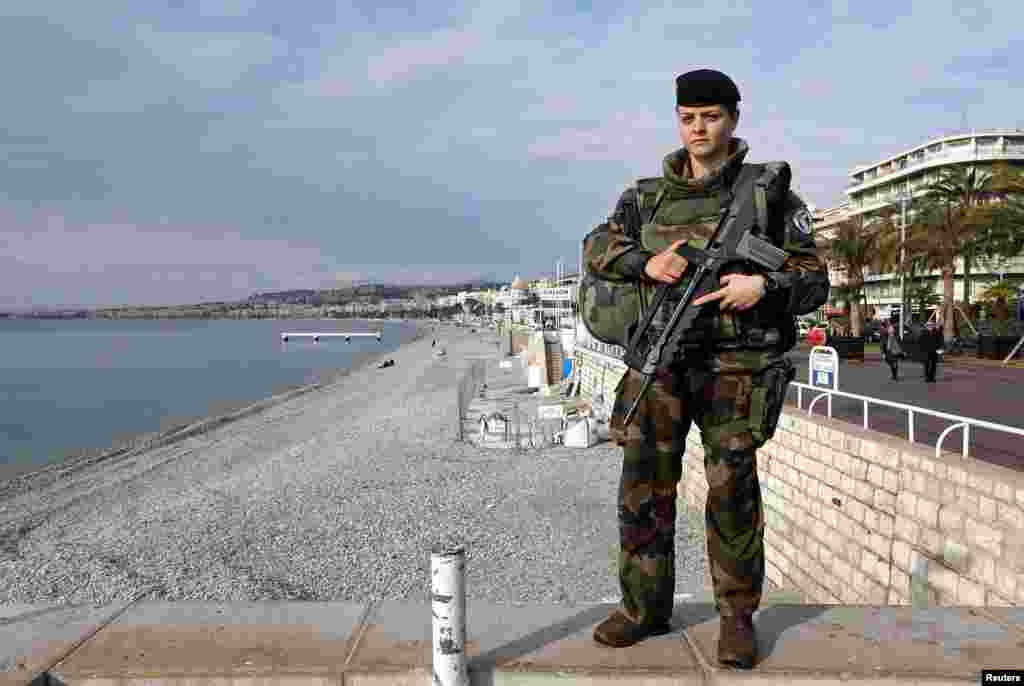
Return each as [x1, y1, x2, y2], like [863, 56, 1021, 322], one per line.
[607, 358, 784, 625]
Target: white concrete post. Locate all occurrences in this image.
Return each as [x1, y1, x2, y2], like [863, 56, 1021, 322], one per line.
[431, 546, 469, 686]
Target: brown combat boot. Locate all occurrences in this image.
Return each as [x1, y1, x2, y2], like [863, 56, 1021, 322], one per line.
[717, 611, 757, 669]
[593, 609, 671, 648]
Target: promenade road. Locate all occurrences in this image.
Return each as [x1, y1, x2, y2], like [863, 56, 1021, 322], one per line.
[785, 350, 1024, 472]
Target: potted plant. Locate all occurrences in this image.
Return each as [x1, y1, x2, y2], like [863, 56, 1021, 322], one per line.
[976, 281, 1019, 359]
[826, 316, 865, 361]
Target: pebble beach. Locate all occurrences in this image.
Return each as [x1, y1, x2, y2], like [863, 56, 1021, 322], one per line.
[0, 324, 714, 609]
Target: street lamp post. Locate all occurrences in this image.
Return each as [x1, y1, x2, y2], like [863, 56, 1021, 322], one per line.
[895, 189, 912, 340]
[561, 258, 569, 333]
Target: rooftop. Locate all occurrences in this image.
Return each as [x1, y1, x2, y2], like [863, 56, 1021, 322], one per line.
[850, 128, 1024, 176]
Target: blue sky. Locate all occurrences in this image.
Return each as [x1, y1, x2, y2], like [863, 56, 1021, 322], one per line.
[2, 0, 1022, 308]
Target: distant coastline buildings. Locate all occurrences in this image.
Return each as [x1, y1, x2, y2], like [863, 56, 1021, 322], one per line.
[813, 129, 1024, 318]
[19, 131, 1024, 326]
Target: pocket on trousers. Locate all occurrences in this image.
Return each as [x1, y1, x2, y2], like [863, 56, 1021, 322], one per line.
[748, 386, 770, 445]
[750, 360, 794, 445]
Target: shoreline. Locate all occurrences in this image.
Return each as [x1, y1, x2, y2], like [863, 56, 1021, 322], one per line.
[0, 324, 717, 610]
[0, 320, 436, 501]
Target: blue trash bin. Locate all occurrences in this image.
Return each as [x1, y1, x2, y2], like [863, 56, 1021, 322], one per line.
[563, 358, 574, 379]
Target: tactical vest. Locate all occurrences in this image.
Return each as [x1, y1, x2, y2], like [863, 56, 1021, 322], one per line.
[579, 163, 795, 352]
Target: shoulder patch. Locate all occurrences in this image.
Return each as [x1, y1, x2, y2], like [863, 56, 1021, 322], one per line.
[790, 206, 813, 235]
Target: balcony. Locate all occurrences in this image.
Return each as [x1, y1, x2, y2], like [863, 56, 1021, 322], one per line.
[848, 138, 1024, 194]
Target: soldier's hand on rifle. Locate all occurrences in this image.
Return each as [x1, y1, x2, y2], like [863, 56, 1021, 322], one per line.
[643, 239, 690, 284]
[692, 273, 767, 311]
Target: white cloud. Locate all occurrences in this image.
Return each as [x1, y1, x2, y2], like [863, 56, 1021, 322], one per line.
[4, 0, 1024, 306]
[134, 24, 283, 90]
[8, 215, 324, 271]
[198, 0, 258, 18]
[365, 29, 479, 84]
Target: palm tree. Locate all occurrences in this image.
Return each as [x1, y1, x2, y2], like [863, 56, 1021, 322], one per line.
[990, 161, 1024, 197]
[977, 163, 1024, 268]
[903, 165, 995, 342]
[977, 280, 1018, 336]
[908, 284, 942, 321]
[818, 210, 901, 337]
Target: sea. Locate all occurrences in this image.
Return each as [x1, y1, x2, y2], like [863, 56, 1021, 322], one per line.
[0, 317, 423, 482]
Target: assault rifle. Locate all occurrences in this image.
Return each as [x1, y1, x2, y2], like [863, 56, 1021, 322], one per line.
[621, 164, 791, 427]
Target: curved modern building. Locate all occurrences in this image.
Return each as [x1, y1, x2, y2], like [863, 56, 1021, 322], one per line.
[815, 130, 1024, 318]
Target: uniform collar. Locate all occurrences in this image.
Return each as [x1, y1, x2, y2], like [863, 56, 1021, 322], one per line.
[662, 137, 749, 193]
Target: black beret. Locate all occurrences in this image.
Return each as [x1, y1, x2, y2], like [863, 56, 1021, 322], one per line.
[675, 69, 741, 107]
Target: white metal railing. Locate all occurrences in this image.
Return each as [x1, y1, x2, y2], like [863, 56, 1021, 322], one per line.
[793, 381, 1024, 458]
[574, 343, 1024, 459]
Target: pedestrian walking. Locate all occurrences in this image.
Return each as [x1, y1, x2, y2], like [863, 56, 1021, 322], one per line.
[919, 320, 942, 382]
[581, 69, 829, 669]
[880, 320, 902, 380]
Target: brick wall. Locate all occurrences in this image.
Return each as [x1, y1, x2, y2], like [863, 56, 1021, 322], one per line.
[576, 345, 1024, 607]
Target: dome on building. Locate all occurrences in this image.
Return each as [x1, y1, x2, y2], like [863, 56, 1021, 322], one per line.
[511, 275, 527, 290]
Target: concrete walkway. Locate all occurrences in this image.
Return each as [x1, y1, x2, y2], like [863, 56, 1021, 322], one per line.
[3, 592, 1022, 685]
[796, 344, 1024, 370]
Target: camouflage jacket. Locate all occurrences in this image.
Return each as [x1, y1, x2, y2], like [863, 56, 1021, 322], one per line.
[584, 138, 830, 370]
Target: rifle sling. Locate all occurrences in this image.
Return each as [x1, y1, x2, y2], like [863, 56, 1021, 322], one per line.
[623, 163, 765, 368]
[632, 185, 665, 320]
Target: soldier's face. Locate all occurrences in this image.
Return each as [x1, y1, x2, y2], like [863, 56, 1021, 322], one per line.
[677, 105, 736, 159]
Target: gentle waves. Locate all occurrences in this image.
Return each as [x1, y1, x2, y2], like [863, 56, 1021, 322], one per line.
[0, 317, 420, 481]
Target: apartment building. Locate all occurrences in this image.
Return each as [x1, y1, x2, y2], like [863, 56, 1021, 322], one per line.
[455, 290, 495, 306]
[493, 277, 533, 325]
[378, 298, 421, 313]
[535, 274, 579, 329]
[815, 129, 1024, 314]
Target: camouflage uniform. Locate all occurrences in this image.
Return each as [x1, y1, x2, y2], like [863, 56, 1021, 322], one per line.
[584, 138, 829, 626]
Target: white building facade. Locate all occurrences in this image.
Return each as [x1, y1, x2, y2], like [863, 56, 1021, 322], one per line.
[810, 203, 854, 319]
[536, 274, 579, 330]
[493, 283, 533, 325]
[819, 129, 1024, 313]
